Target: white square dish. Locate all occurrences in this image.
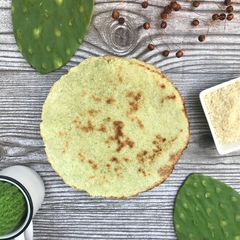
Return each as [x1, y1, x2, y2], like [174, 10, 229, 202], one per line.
[199, 77, 240, 155]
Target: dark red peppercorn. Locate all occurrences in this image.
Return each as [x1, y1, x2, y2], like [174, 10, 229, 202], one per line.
[148, 43, 155, 51]
[164, 5, 172, 14]
[173, 3, 181, 11]
[224, 0, 231, 6]
[198, 35, 206, 42]
[212, 13, 219, 21]
[118, 17, 125, 25]
[226, 5, 233, 13]
[160, 11, 168, 19]
[227, 13, 234, 21]
[162, 50, 170, 57]
[192, 19, 199, 26]
[193, 1, 200, 7]
[219, 13, 226, 20]
[176, 50, 183, 58]
[142, 1, 148, 8]
[143, 22, 150, 30]
[170, 1, 178, 9]
[161, 21, 167, 29]
[112, 10, 119, 20]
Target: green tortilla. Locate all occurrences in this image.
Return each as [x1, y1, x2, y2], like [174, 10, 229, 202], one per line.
[40, 56, 190, 198]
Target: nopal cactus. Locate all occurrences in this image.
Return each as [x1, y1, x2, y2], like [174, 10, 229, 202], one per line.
[11, 0, 94, 73]
[174, 174, 240, 239]
[0, 181, 27, 236]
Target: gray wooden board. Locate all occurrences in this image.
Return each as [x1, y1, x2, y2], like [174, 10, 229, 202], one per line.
[1, 0, 240, 239]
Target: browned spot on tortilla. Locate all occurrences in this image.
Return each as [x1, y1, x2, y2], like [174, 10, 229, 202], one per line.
[89, 176, 95, 179]
[114, 166, 121, 172]
[135, 63, 152, 72]
[161, 94, 177, 104]
[137, 150, 148, 164]
[129, 117, 145, 131]
[80, 120, 94, 133]
[136, 117, 144, 129]
[58, 131, 68, 137]
[158, 165, 173, 180]
[126, 91, 143, 115]
[138, 168, 147, 177]
[106, 97, 116, 104]
[123, 157, 130, 162]
[168, 94, 176, 100]
[169, 149, 183, 165]
[100, 176, 109, 184]
[151, 135, 166, 156]
[78, 152, 86, 163]
[88, 109, 101, 117]
[151, 135, 164, 156]
[92, 95, 102, 102]
[97, 123, 107, 133]
[118, 66, 123, 83]
[81, 90, 87, 97]
[156, 79, 164, 89]
[136, 135, 167, 165]
[88, 159, 94, 164]
[106, 163, 111, 168]
[59, 132, 71, 154]
[61, 141, 69, 154]
[156, 149, 185, 183]
[111, 157, 119, 163]
[170, 135, 178, 143]
[88, 159, 98, 170]
[106, 121, 135, 152]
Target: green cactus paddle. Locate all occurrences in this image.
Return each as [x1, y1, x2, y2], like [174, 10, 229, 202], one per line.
[11, 0, 94, 73]
[174, 173, 240, 239]
[0, 181, 27, 236]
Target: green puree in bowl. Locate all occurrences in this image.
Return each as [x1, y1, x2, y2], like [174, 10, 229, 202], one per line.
[0, 181, 27, 236]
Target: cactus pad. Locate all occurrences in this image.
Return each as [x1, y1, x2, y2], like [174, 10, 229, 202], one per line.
[11, 0, 94, 73]
[174, 174, 240, 239]
[0, 181, 27, 236]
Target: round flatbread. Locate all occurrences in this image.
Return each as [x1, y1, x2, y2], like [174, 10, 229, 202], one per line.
[40, 56, 190, 198]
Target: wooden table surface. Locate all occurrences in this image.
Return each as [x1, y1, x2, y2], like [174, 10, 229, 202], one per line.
[1, 0, 240, 239]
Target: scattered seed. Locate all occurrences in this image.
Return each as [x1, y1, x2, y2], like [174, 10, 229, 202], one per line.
[226, 5, 233, 13]
[219, 13, 226, 20]
[176, 50, 183, 58]
[148, 43, 155, 50]
[173, 3, 181, 11]
[193, 1, 200, 8]
[141, 1, 148, 8]
[170, 1, 178, 9]
[112, 10, 119, 20]
[143, 22, 150, 30]
[161, 20, 167, 29]
[162, 50, 170, 57]
[227, 13, 234, 21]
[212, 13, 219, 20]
[198, 35, 206, 42]
[224, 0, 231, 6]
[113, 0, 235, 59]
[118, 17, 125, 25]
[192, 19, 199, 26]
[160, 11, 168, 19]
[164, 5, 172, 14]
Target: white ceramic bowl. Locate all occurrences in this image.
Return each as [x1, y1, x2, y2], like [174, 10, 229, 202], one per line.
[199, 77, 240, 155]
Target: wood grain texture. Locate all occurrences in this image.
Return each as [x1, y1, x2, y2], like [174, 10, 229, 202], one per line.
[1, 0, 240, 239]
